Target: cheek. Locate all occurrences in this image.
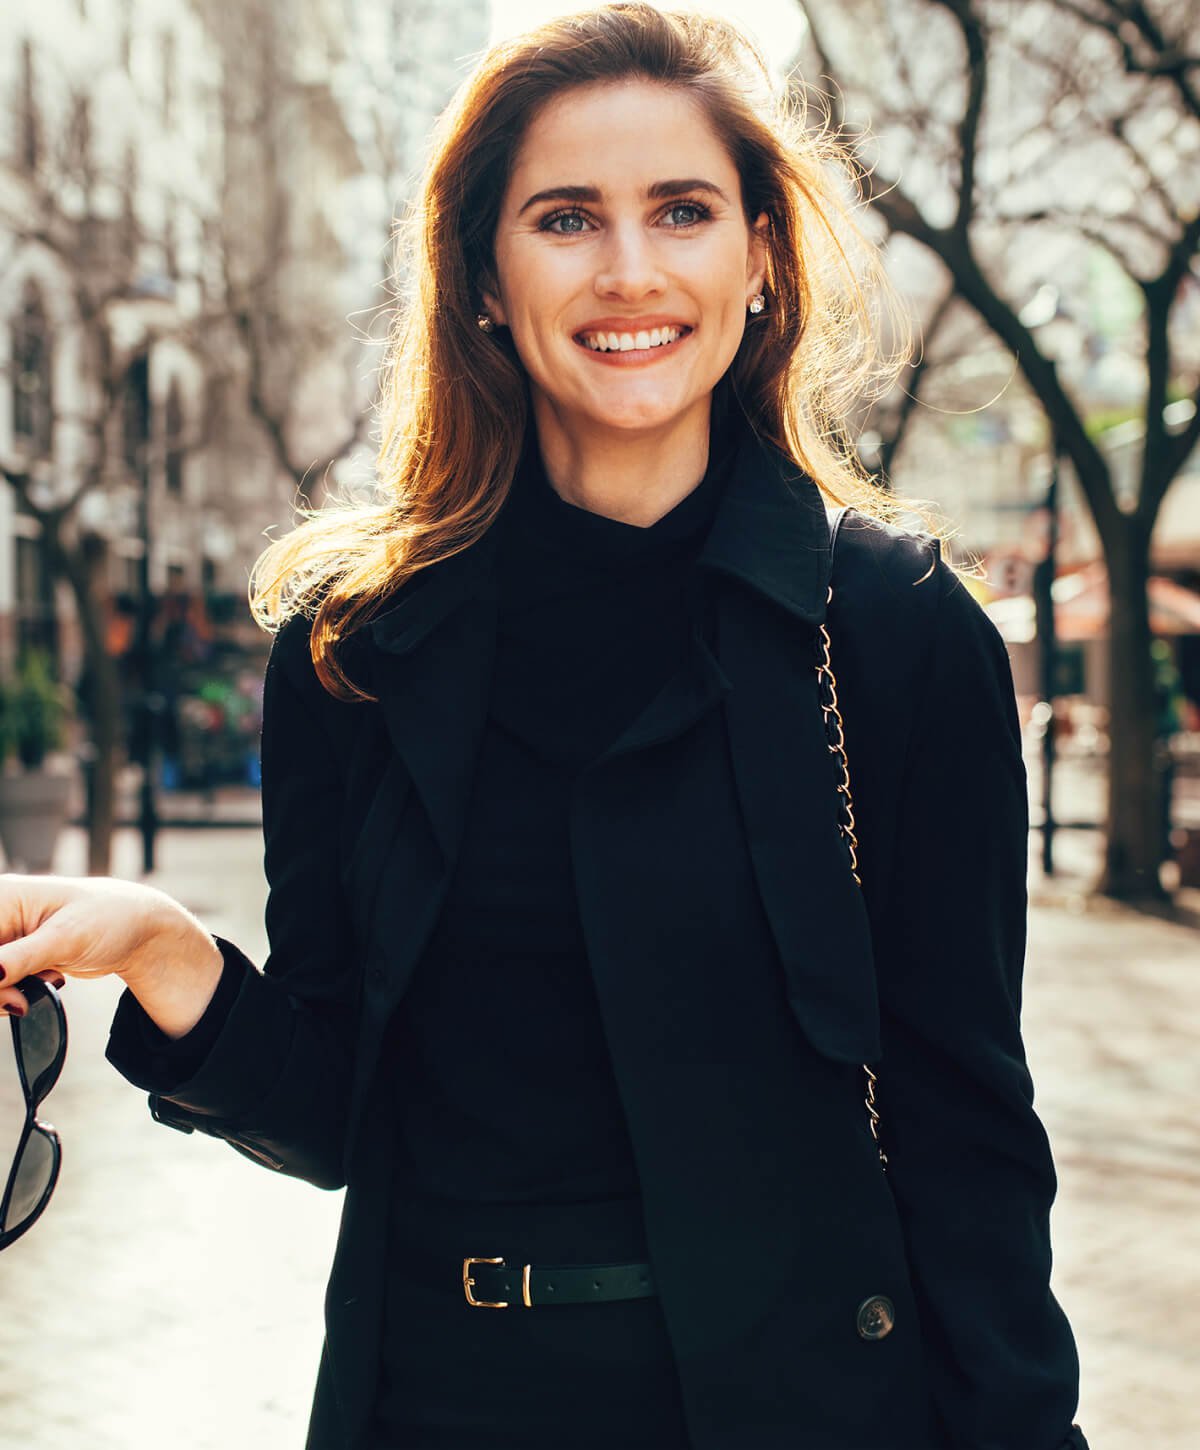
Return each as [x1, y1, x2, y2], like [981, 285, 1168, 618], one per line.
[691, 243, 752, 320]
[503, 260, 570, 343]
[700, 274, 748, 342]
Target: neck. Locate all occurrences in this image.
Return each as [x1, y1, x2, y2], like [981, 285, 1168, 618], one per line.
[531, 394, 712, 529]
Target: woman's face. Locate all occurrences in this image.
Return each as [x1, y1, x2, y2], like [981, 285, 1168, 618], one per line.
[483, 80, 767, 442]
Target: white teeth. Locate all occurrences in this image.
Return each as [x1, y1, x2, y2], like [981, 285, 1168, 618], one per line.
[580, 326, 685, 351]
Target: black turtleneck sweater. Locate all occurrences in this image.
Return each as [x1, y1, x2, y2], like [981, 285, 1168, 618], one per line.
[391, 436, 729, 1201]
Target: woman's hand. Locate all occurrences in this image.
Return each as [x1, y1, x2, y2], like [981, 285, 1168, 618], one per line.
[0, 874, 225, 1037]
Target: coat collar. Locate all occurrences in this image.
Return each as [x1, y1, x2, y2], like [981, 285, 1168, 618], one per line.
[695, 423, 834, 627]
[367, 421, 834, 659]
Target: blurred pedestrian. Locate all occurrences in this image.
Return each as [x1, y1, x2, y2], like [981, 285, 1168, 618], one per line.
[0, 6, 1088, 1449]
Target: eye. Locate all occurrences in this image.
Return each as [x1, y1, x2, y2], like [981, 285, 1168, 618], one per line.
[540, 210, 593, 235]
[662, 200, 712, 228]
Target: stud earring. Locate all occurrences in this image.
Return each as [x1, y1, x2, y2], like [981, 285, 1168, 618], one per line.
[748, 294, 766, 315]
[476, 313, 496, 333]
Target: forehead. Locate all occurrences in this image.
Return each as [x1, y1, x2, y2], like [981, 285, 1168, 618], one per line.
[506, 80, 739, 199]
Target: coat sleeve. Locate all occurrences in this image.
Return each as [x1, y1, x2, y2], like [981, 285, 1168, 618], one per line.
[105, 616, 360, 1190]
[873, 556, 1088, 1450]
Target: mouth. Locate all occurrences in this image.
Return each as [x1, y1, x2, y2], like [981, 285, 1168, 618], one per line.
[573, 324, 693, 357]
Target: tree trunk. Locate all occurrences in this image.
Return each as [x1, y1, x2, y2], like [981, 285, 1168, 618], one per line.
[80, 641, 121, 877]
[48, 529, 121, 876]
[1098, 516, 1167, 901]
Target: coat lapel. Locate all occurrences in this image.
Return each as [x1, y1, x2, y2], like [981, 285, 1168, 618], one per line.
[337, 532, 502, 1052]
[697, 429, 882, 1064]
[715, 582, 881, 1063]
[366, 529, 502, 867]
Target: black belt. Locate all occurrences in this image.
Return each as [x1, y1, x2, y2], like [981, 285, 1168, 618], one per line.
[462, 1255, 656, 1308]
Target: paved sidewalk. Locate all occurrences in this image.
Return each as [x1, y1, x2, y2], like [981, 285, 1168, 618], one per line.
[0, 822, 1196, 1448]
[0, 826, 340, 1450]
[1020, 892, 1199, 1448]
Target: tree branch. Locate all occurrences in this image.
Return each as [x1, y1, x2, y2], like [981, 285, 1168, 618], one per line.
[1140, 203, 1200, 518]
[930, 0, 989, 238]
[1045, 0, 1200, 118]
[800, 0, 1121, 538]
[876, 285, 957, 481]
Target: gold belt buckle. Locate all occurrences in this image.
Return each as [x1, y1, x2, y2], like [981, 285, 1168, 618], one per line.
[462, 1256, 534, 1308]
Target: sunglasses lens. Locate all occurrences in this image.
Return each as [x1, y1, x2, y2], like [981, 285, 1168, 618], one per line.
[15, 990, 65, 1104]
[3, 1125, 58, 1235]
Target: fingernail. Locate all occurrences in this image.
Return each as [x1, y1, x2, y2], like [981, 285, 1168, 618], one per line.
[41, 974, 66, 990]
[3, 1004, 25, 1018]
[0, 964, 7, 981]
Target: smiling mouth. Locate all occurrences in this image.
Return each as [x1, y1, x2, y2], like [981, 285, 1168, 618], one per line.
[574, 325, 693, 354]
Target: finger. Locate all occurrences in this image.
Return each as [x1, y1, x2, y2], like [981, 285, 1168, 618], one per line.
[0, 873, 66, 941]
[0, 965, 67, 1012]
[0, 877, 85, 963]
[0, 919, 74, 988]
[1, 991, 28, 1017]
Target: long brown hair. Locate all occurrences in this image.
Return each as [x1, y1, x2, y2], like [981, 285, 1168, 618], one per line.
[250, 3, 941, 701]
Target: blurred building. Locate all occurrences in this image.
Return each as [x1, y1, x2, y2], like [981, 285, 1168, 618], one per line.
[0, 0, 487, 709]
[0, 0, 227, 672]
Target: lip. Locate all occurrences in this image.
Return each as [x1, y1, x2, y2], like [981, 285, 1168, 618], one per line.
[572, 319, 694, 366]
[574, 316, 694, 335]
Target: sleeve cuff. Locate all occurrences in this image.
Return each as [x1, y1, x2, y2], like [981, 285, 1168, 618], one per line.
[107, 936, 254, 1095]
[107, 935, 299, 1122]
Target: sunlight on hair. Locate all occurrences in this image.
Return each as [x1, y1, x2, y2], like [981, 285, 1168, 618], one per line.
[489, 0, 808, 84]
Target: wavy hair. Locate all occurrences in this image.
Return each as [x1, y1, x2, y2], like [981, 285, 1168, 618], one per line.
[250, 2, 943, 700]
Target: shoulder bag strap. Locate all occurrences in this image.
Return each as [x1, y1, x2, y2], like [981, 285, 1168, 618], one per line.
[816, 506, 888, 1171]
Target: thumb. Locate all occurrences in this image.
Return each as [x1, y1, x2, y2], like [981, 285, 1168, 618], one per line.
[0, 916, 74, 989]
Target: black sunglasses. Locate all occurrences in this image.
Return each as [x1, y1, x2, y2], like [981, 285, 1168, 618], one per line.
[1, 978, 67, 1252]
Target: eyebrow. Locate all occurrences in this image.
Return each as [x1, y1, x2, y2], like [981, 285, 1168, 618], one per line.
[516, 178, 731, 216]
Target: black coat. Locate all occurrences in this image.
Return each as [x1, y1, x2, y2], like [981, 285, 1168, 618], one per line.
[113, 431, 1088, 1450]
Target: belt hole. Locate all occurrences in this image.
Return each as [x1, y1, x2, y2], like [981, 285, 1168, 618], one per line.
[546, 1284, 555, 1292]
[593, 1281, 601, 1290]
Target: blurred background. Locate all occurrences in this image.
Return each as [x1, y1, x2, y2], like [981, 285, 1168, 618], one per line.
[0, 2, 1197, 1448]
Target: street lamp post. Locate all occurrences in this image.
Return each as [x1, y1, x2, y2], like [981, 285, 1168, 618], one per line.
[133, 440, 159, 875]
[1019, 289, 1077, 882]
[1031, 449, 1061, 876]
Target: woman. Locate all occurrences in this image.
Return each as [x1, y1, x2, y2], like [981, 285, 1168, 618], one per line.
[0, 6, 1089, 1448]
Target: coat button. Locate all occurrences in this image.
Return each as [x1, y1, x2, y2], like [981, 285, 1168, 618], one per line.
[856, 1295, 896, 1341]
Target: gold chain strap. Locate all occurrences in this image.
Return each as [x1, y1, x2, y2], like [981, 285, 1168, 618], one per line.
[816, 584, 888, 1172]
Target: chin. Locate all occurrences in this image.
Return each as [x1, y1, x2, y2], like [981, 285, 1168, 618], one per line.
[579, 391, 700, 435]
[589, 409, 678, 434]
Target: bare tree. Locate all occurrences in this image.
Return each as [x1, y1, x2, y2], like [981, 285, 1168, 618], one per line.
[0, 76, 180, 874]
[204, 0, 375, 501]
[800, 0, 1200, 901]
[1, 6, 373, 872]
[862, 283, 961, 482]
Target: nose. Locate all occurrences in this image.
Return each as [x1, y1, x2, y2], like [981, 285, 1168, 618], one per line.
[593, 221, 667, 302]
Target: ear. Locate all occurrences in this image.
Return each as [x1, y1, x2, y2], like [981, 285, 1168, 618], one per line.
[746, 212, 769, 298]
[479, 276, 508, 329]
